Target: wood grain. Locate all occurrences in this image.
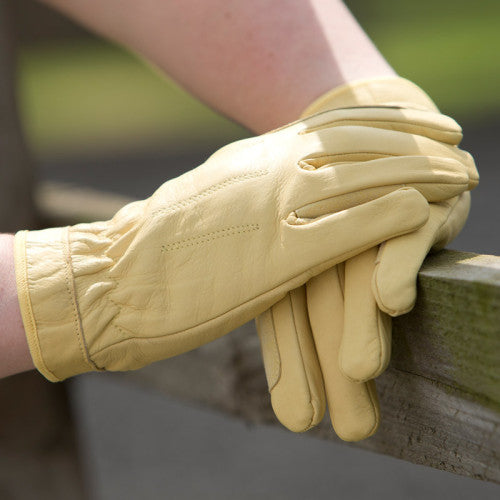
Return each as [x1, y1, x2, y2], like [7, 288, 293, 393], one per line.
[38, 181, 500, 484]
[119, 252, 500, 484]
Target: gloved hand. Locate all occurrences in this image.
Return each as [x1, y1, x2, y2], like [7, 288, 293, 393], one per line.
[256, 77, 478, 440]
[16, 107, 464, 382]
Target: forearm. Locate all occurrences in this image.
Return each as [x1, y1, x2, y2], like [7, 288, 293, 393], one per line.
[39, 0, 395, 132]
[0, 235, 34, 378]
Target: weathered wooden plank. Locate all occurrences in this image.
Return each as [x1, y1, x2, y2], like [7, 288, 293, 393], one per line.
[36, 181, 134, 226]
[122, 310, 500, 484]
[37, 180, 500, 483]
[393, 251, 500, 410]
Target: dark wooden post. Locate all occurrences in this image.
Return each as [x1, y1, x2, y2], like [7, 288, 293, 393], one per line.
[0, 2, 86, 498]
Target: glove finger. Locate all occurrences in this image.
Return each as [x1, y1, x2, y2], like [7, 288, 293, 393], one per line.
[432, 191, 471, 251]
[340, 247, 392, 382]
[284, 188, 429, 276]
[255, 287, 325, 432]
[372, 195, 468, 316]
[307, 265, 380, 441]
[302, 106, 463, 145]
[450, 148, 478, 190]
[303, 123, 472, 167]
[296, 155, 468, 213]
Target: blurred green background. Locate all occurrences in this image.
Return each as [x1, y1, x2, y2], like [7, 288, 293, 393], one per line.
[14, 0, 500, 158]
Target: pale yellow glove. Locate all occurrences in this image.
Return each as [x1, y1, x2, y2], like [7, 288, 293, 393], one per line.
[16, 109, 454, 382]
[256, 77, 478, 440]
[307, 78, 477, 377]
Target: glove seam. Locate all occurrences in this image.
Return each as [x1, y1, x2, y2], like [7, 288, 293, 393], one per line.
[300, 152, 399, 161]
[63, 228, 101, 373]
[288, 292, 316, 431]
[152, 170, 269, 218]
[304, 118, 459, 136]
[364, 381, 380, 438]
[161, 224, 260, 252]
[374, 307, 387, 376]
[14, 231, 59, 382]
[269, 307, 282, 394]
[90, 221, 427, 357]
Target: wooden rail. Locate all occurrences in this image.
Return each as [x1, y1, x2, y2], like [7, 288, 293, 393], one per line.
[37, 181, 500, 484]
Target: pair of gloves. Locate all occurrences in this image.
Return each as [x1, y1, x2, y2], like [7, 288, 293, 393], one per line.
[255, 77, 477, 440]
[15, 77, 477, 441]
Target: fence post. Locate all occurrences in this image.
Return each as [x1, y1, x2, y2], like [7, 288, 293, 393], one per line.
[0, 2, 86, 498]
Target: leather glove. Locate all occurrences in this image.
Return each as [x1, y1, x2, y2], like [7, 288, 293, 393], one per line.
[15, 107, 462, 382]
[256, 77, 478, 440]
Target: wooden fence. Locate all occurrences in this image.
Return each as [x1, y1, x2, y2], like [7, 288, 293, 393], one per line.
[38, 181, 500, 484]
[1, 1, 498, 494]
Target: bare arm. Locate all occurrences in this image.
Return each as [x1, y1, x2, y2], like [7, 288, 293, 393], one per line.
[0, 235, 34, 378]
[1, 0, 394, 378]
[39, 0, 395, 132]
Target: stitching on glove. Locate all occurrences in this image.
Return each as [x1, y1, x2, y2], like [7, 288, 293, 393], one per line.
[91, 225, 422, 357]
[161, 224, 260, 252]
[64, 229, 101, 372]
[153, 170, 268, 217]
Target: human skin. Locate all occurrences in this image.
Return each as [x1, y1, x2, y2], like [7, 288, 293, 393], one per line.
[0, 0, 395, 378]
[39, 0, 395, 132]
[0, 235, 33, 377]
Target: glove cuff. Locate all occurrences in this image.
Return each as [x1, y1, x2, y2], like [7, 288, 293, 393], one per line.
[301, 76, 439, 117]
[14, 228, 97, 381]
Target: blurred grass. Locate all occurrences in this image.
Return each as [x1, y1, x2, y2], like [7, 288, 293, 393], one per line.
[17, 0, 500, 157]
[349, 0, 500, 119]
[18, 42, 247, 157]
